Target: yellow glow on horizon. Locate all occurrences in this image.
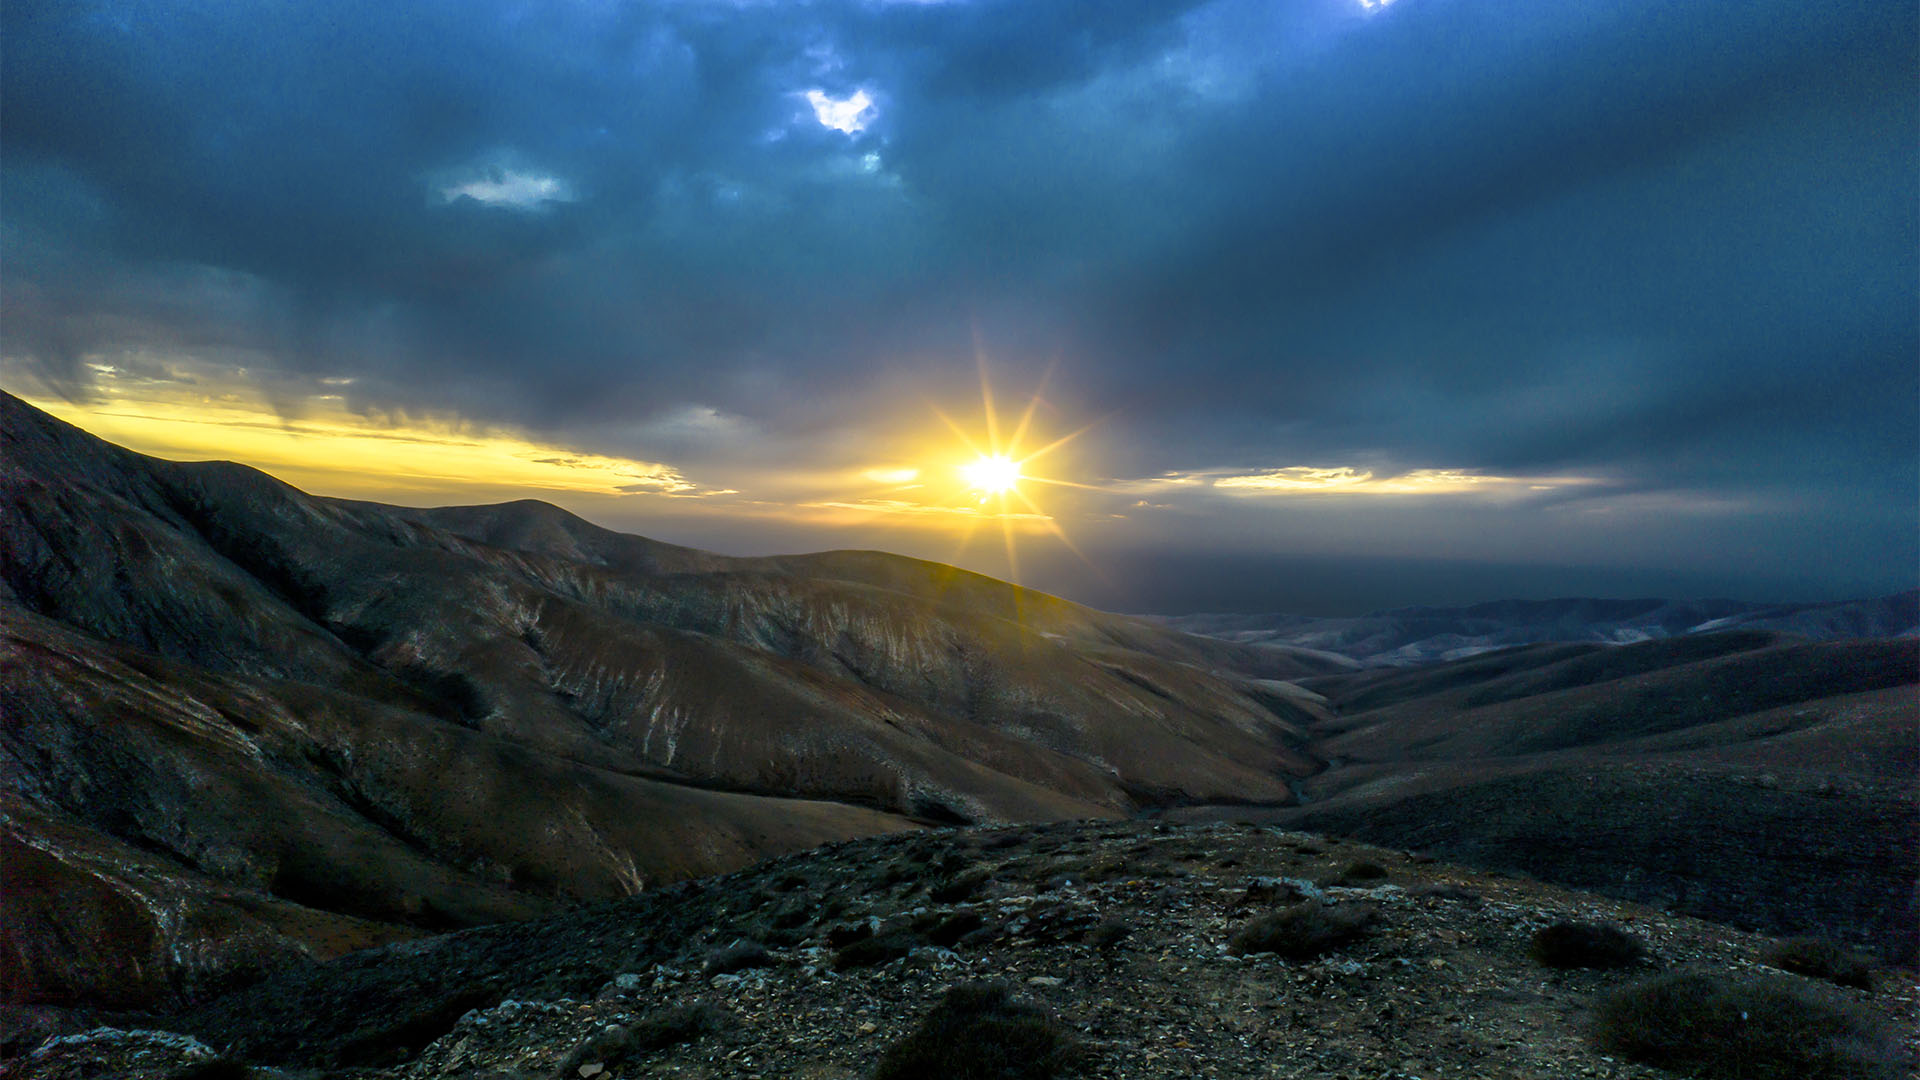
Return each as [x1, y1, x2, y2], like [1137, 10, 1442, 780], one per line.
[862, 466, 920, 485]
[1211, 466, 1600, 496]
[12, 381, 728, 505]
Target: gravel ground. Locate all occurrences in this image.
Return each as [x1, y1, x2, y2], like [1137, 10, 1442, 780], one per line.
[9, 821, 1915, 1080]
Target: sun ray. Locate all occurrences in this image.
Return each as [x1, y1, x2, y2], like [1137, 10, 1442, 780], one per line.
[1020, 475, 1113, 492]
[1005, 357, 1056, 459]
[1015, 416, 1103, 466]
[974, 328, 1001, 452]
[999, 494, 1020, 585]
[931, 406, 986, 457]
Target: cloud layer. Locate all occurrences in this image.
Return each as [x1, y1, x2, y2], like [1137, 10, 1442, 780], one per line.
[3, 0, 1913, 609]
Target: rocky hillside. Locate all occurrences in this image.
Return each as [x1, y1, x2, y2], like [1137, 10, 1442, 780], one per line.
[0, 392, 1338, 1012]
[8, 821, 1915, 1079]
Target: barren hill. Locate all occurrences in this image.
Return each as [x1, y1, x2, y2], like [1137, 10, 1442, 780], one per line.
[1174, 633, 1920, 962]
[4, 388, 1914, 1068]
[0, 392, 1335, 1011]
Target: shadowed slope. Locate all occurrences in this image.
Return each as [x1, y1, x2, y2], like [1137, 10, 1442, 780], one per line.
[1181, 635, 1920, 960]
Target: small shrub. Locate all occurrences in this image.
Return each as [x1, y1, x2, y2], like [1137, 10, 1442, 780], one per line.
[923, 910, 985, 947]
[703, 939, 772, 976]
[1229, 901, 1379, 959]
[834, 931, 919, 970]
[1410, 883, 1481, 905]
[872, 982, 1082, 1080]
[1764, 937, 1876, 992]
[1082, 917, 1131, 949]
[1530, 921, 1648, 969]
[631, 1002, 728, 1052]
[1593, 972, 1901, 1079]
[931, 867, 993, 903]
[1241, 878, 1304, 906]
[1331, 861, 1390, 887]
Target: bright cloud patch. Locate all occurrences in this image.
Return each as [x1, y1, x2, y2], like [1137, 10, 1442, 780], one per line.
[438, 169, 575, 210]
[14, 363, 726, 503]
[1211, 467, 1600, 496]
[805, 88, 875, 134]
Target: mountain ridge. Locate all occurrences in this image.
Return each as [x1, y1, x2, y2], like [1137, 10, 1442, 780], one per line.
[0, 391, 1331, 1013]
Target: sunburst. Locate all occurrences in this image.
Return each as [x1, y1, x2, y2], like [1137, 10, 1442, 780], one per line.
[929, 352, 1102, 585]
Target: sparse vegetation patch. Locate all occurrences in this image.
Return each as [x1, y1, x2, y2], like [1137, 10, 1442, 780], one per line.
[702, 940, 771, 977]
[1229, 901, 1380, 959]
[833, 931, 920, 970]
[872, 982, 1082, 1080]
[1592, 972, 1899, 1079]
[1764, 937, 1876, 991]
[1331, 860, 1390, 887]
[1529, 921, 1647, 969]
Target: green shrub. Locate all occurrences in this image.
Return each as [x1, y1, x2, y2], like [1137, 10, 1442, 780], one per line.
[1228, 901, 1379, 959]
[1529, 921, 1647, 969]
[1764, 937, 1876, 992]
[872, 982, 1082, 1080]
[1592, 972, 1900, 1079]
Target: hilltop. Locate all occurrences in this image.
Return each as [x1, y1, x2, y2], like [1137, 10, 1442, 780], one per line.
[10, 821, 1915, 1078]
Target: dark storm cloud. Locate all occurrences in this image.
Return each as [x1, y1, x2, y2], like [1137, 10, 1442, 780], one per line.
[2, 0, 1914, 601]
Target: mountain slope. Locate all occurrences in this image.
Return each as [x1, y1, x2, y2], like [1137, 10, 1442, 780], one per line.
[0, 391, 1323, 1011]
[1176, 633, 1920, 960]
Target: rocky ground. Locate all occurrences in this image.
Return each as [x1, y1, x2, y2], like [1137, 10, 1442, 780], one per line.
[7, 820, 1914, 1079]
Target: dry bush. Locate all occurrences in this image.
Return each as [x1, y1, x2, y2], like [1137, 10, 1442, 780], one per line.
[1764, 937, 1876, 992]
[833, 931, 919, 970]
[1331, 860, 1390, 886]
[872, 982, 1082, 1080]
[702, 939, 772, 977]
[628, 1002, 729, 1052]
[1228, 901, 1379, 959]
[1529, 921, 1647, 969]
[1593, 971, 1902, 1079]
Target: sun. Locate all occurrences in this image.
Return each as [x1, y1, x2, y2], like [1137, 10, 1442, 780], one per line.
[910, 354, 1110, 587]
[962, 453, 1022, 497]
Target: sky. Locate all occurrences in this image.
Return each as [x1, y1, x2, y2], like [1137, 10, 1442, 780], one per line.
[3, 0, 1915, 615]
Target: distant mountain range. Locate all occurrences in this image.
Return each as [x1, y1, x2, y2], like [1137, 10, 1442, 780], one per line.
[1154, 592, 1920, 666]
